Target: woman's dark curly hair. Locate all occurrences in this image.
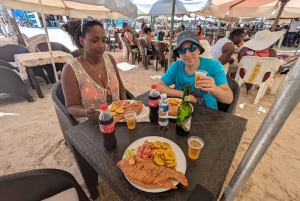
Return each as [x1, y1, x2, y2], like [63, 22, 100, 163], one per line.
[61, 19, 104, 49]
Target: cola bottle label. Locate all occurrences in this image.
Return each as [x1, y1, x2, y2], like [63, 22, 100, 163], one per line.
[148, 99, 159, 107]
[100, 122, 115, 134]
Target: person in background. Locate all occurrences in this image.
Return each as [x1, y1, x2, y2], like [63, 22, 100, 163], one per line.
[140, 27, 153, 55]
[122, 22, 137, 49]
[195, 25, 203, 40]
[174, 24, 185, 38]
[138, 23, 147, 37]
[210, 29, 244, 65]
[237, 30, 284, 94]
[284, 20, 300, 47]
[61, 19, 126, 123]
[156, 30, 233, 110]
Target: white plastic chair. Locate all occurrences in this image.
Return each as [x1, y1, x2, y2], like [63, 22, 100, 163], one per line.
[27, 35, 47, 52]
[235, 56, 280, 104]
[277, 35, 284, 50]
[199, 39, 211, 52]
[25, 34, 45, 47]
[118, 33, 127, 59]
[222, 63, 229, 74]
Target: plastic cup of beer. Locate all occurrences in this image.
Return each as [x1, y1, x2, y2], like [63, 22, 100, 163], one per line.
[187, 136, 204, 160]
[194, 70, 207, 89]
[124, 111, 137, 130]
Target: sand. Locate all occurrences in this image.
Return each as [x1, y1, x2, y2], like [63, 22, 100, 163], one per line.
[1, 28, 300, 200]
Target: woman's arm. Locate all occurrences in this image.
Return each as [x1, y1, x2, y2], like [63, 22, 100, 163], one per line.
[108, 54, 127, 100]
[61, 63, 99, 119]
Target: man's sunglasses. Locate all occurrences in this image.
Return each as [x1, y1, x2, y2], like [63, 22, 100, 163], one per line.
[177, 44, 198, 55]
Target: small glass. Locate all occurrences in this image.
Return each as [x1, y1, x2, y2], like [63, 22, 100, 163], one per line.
[194, 70, 207, 89]
[187, 136, 204, 160]
[124, 111, 137, 130]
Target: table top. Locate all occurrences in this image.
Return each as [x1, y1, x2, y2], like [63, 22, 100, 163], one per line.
[14, 50, 73, 70]
[66, 92, 247, 201]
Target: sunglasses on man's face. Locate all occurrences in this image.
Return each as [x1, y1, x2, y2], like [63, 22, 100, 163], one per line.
[177, 44, 198, 55]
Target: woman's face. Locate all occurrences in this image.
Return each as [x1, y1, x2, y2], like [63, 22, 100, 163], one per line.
[80, 25, 107, 58]
[195, 27, 201, 34]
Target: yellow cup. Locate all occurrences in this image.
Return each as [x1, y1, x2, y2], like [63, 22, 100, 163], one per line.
[124, 111, 137, 130]
[194, 70, 207, 89]
[187, 136, 204, 160]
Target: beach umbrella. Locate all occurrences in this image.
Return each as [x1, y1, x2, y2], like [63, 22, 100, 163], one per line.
[2, 0, 138, 82]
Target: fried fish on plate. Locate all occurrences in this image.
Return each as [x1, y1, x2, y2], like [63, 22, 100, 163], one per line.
[117, 156, 188, 189]
[113, 100, 143, 123]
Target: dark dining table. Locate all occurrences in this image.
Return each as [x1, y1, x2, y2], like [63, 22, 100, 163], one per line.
[66, 92, 247, 201]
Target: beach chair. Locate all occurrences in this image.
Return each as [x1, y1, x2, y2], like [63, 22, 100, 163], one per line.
[27, 34, 47, 52]
[0, 66, 33, 102]
[51, 81, 134, 145]
[235, 56, 280, 104]
[0, 169, 89, 201]
[0, 44, 49, 85]
[217, 76, 240, 114]
[122, 36, 138, 65]
[118, 32, 127, 59]
[135, 38, 152, 70]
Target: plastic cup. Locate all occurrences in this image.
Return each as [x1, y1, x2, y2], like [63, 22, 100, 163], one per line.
[194, 70, 207, 89]
[124, 111, 137, 130]
[187, 136, 204, 160]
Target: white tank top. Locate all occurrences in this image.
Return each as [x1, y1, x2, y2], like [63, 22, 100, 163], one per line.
[210, 38, 233, 60]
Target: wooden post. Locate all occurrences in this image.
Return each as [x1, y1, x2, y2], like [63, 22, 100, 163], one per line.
[271, 0, 290, 32]
[0, 2, 26, 46]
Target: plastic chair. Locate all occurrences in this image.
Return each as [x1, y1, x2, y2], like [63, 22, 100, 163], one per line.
[217, 76, 240, 114]
[51, 81, 134, 145]
[0, 44, 49, 85]
[222, 63, 229, 74]
[27, 35, 47, 52]
[118, 33, 127, 59]
[135, 38, 152, 70]
[235, 56, 280, 104]
[0, 169, 89, 201]
[199, 39, 211, 52]
[0, 66, 34, 102]
[21, 33, 28, 40]
[0, 60, 19, 72]
[122, 36, 138, 65]
[70, 49, 81, 58]
[24, 34, 45, 47]
[35, 42, 71, 53]
[152, 41, 174, 71]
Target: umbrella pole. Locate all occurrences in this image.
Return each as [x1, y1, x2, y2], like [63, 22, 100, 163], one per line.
[220, 57, 300, 201]
[167, 0, 176, 72]
[38, 0, 58, 82]
[271, 0, 289, 32]
[150, 16, 153, 29]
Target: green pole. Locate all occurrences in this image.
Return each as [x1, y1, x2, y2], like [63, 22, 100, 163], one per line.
[167, 0, 176, 72]
[150, 16, 153, 29]
[258, 17, 264, 31]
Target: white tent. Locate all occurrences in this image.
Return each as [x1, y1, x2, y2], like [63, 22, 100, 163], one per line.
[167, 16, 182, 21]
[133, 0, 211, 15]
[2, 0, 138, 19]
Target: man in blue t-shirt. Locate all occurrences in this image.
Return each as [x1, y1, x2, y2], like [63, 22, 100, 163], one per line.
[157, 30, 233, 110]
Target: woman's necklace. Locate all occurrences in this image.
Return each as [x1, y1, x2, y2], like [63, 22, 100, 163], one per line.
[83, 56, 102, 78]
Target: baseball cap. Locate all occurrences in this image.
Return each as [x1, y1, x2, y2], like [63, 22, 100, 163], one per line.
[173, 30, 205, 58]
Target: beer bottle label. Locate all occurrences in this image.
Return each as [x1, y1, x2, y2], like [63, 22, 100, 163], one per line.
[183, 116, 192, 132]
[184, 96, 190, 101]
[148, 99, 159, 107]
[100, 122, 115, 134]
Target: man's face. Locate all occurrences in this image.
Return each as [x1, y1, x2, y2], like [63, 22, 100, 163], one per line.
[178, 41, 200, 67]
[233, 33, 244, 45]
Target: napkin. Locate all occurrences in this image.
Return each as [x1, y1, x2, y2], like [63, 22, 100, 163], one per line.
[136, 107, 150, 123]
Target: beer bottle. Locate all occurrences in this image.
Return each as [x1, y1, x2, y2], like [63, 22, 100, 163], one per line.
[176, 84, 192, 136]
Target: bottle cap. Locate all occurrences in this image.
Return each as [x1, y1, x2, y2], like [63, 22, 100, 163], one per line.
[100, 103, 108, 111]
[160, 93, 167, 99]
[151, 83, 157, 89]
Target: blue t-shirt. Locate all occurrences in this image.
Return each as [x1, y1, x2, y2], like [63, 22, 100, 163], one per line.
[161, 57, 227, 110]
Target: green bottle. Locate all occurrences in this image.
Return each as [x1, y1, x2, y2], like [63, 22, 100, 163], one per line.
[176, 84, 193, 136]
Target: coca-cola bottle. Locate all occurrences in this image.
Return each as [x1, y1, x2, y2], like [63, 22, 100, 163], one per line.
[99, 103, 117, 150]
[148, 83, 160, 122]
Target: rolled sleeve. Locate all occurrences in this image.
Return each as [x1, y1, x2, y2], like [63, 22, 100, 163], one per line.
[212, 60, 228, 86]
[161, 62, 176, 86]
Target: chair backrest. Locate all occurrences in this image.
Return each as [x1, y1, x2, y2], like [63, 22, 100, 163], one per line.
[25, 34, 45, 46]
[122, 36, 133, 52]
[152, 41, 167, 60]
[118, 33, 126, 46]
[70, 49, 81, 58]
[21, 33, 28, 40]
[238, 56, 280, 84]
[51, 81, 78, 141]
[199, 39, 211, 52]
[0, 60, 17, 70]
[135, 38, 146, 56]
[114, 32, 122, 43]
[0, 44, 30, 62]
[217, 76, 240, 114]
[0, 169, 89, 201]
[36, 42, 71, 53]
[28, 35, 47, 52]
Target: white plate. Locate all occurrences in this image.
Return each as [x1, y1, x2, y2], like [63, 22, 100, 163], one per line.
[108, 100, 147, 122]
[122, 136, 187, 193]
[168, 98, 194, 119]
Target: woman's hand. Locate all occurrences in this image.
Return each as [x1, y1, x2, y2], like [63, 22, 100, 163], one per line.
[86, 107, 100, 120]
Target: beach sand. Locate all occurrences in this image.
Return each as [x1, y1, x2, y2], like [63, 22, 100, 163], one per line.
[1, 49, 300, 201]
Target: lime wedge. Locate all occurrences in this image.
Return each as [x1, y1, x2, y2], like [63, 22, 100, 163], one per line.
[125, 149, 135, 158]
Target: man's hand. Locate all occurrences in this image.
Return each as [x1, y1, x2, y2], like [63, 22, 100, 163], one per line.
[189, 95, 199, 103]
[197, 76, 218, 94]
[86, 107, 100, 120]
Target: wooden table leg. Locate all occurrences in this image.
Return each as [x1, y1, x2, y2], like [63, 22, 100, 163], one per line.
[70, 144, 100, 200]
[26, 67, 44, 98]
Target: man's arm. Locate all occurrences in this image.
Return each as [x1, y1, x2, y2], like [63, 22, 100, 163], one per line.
[218, 43, 235, 65]
[156, 79, 183, 98]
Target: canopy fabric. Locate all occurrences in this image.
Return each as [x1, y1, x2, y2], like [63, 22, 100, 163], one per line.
[2, 0, 138, 19]
[133, 0, 212, 15]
